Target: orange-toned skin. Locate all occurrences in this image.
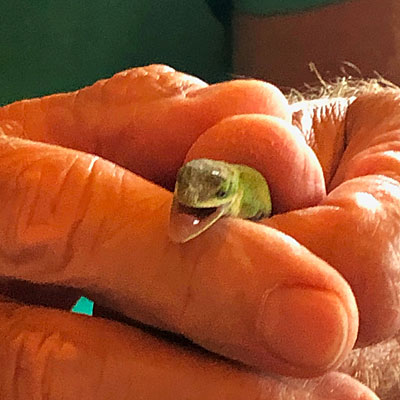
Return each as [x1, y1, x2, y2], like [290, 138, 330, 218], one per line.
[0, 64, 396, 399]
[0, 64, 290, 189]
[185, 114, 326, 214]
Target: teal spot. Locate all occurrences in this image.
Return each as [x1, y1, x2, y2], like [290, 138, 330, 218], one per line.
[71, 296, 94, 316]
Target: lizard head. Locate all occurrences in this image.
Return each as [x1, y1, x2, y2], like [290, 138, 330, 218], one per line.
[175, 158, 240, 209]
[169, 158, 240, 243]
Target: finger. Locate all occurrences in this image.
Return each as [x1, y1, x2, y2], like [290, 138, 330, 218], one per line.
[0, 135, 357, 377]
[290, 97, 350, 184]
[339, 335, 400, 399]
[0, 300, 377, 400]
[184, 114, 326, 214]
[93, 304, 381, 400]
[265, 92, 400, 345]
[265, 176, 400, 345]
[284, 372, 380, 400]
[331, 91, 400, 189]
[0, 64, 291, 188]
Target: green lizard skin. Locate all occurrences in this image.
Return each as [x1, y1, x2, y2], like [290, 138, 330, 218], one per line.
[168, 158, 272, 243]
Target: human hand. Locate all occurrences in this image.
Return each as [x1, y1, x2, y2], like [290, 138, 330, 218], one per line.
[0, 64, 396, 399]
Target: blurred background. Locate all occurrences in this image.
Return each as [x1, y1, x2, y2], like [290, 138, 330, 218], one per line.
[2, 0, 399, 106]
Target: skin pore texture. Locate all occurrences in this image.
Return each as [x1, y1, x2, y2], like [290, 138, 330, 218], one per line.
[169, 158, 272, 243]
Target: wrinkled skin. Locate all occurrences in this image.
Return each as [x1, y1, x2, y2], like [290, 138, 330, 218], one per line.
[0, 65, 399, 399]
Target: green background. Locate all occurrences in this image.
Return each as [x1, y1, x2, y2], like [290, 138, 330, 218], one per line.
[1, 1, 231, 105]
[1, 0, 346, 106]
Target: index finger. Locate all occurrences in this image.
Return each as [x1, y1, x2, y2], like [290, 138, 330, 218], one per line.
[0, 64, 291, 189]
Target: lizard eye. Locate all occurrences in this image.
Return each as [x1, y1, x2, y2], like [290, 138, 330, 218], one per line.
[216, 188, 228, 198]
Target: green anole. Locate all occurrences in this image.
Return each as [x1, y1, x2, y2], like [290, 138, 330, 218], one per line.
[168, 158, 272, 243]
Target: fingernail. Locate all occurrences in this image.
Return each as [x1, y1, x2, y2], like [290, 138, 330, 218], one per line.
[260, 286, 349, 372]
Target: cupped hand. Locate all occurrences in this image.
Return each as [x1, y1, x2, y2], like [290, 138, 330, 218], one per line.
[0, 64, 396, 399]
